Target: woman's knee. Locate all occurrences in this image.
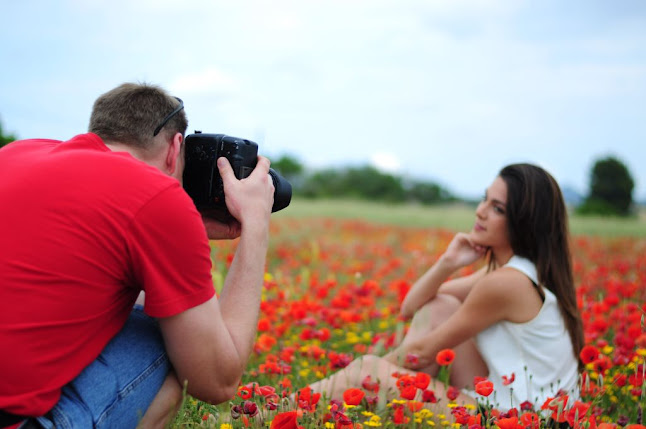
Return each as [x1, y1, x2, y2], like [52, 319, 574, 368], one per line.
[430, 293, 461, 312]
[412, 293, 461, 329]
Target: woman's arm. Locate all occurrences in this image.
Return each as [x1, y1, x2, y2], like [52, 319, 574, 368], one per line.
[399, 258, 457, 319]
[398, 269, 528, 370]
[400, 232, 487, 319]
[436, 266, 487, 302]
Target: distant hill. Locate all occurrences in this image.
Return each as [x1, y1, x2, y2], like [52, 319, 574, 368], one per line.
[561, 185, 584, 207]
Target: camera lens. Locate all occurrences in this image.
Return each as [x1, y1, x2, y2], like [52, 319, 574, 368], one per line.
[268, 169, 292, 212]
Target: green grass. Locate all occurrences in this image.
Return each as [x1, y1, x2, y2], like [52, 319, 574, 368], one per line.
[275, 197, 646, 237]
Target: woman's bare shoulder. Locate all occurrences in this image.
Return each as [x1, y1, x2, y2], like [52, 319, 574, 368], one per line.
[472, 268, 542, 322]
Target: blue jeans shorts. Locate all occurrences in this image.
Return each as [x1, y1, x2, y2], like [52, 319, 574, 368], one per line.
[27, 305, 171, 429]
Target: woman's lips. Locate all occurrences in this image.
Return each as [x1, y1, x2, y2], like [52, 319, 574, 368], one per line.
[474, 223, 485, 232]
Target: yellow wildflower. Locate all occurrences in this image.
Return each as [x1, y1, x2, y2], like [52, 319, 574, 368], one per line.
[299, 368, 310, 377]
[415, 409, 434, 418]
[364, 414, 382, 427]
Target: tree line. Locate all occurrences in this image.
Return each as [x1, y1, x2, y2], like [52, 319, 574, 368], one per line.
[272, 153, 637, 216]
[272, 154, 457, 205]
[0, 119, 637, 216]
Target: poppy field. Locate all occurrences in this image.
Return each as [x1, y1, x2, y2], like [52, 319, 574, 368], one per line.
[174, 214, 646, 428]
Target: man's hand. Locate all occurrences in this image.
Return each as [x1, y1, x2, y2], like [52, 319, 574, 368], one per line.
[217, 156, 274, 228]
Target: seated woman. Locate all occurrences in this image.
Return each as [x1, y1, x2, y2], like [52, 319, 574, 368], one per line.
[307, 163, 583, 413]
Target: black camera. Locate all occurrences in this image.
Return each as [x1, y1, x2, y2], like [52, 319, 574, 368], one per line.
[183, 132, 292, 221]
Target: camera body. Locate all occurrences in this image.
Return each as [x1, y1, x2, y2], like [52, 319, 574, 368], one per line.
[183, 132, 292, 221]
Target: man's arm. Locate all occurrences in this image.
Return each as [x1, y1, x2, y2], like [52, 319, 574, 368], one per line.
[159, 156, 274, 404]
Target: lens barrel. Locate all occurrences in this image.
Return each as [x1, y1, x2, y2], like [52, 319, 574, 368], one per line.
[268, 168, 292, 212]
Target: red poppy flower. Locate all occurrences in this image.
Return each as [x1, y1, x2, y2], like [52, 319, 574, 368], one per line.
[628, 373, 644, 387]
[342, 388, 365, 406]
[473, 375, 487, 385]
[422, 389, 438, 403]
[502, 373, 515, 385]
[446, 385, 460, 400]
[258, 385, 276, 397]
[614, 373, 627, 387]
[565, 401, 592, 427]
[242, 400, 259, 417]
[361, 375, 380, 393]
[475, 380, 494, 397]
[414, 372, 431, 390]
[451, 406, 471, 424]
[520, 412, 540, 429]
[496, 416, 523, 429]
[519, 401, 534, 411]
[270, 411, 299, 429]
[257, 318, 271, 331]
[579, 345, 599, 364]
[399, 385, 417, 400]
[395, 374, 415, 389]
[393, 406, 410, 424]
[436, 348, 456, 366]
[296, 386, 321, 412]
[541, 395, 569, 422]
[237, 386, 253, 400]
[405, 353, 419, 366]
[406, 400, 424, 412]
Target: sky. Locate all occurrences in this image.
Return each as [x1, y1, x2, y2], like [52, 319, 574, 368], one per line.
[1, 0, 645, 201]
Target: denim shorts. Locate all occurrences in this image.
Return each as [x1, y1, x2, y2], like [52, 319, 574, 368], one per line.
[25, 305, 171, 429]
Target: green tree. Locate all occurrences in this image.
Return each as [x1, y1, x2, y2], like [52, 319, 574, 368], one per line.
[407, 181, 454, 205]
[577, 156, 634, 216]
[0, 118, 17, 148]
[271, 155, 304, 181]
[300, 165, 406, 202]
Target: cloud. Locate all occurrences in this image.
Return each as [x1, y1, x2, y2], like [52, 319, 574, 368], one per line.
[1, 0, 645, 199]
[170, 68, 239, 95]
[370, 152, 402, 174]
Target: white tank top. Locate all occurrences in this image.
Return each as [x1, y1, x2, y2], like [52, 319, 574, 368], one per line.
[473, 256, 579, 409]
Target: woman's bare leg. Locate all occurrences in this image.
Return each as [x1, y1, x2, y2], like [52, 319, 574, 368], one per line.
[308, 355, 477, 418]
[384, 293, 488, 390]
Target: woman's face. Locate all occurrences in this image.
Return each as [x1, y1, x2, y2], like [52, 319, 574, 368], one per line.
[472, 176, 511, 251]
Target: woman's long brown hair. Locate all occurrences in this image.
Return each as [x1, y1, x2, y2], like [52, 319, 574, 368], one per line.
[499, 163, 584, 370]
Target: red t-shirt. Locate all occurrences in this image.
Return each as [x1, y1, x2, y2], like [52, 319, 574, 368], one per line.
[0, 133, 215, 416]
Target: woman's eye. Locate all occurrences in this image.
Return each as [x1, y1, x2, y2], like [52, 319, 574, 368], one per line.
[494, 206, 505, 214]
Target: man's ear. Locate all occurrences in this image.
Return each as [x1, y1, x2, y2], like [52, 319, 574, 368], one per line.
[165, 132, 184, 175]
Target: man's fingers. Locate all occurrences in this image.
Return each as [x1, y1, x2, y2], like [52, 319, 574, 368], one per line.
[249, 156, 271, 179]
[217, 157, 235, 185]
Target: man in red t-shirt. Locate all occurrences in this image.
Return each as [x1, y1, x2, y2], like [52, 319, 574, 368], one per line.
[0, 83, 275, 428]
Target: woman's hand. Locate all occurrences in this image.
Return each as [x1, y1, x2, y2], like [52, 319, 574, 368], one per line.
[440, 232, 487, 271]
[390, 340, 434, 371]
